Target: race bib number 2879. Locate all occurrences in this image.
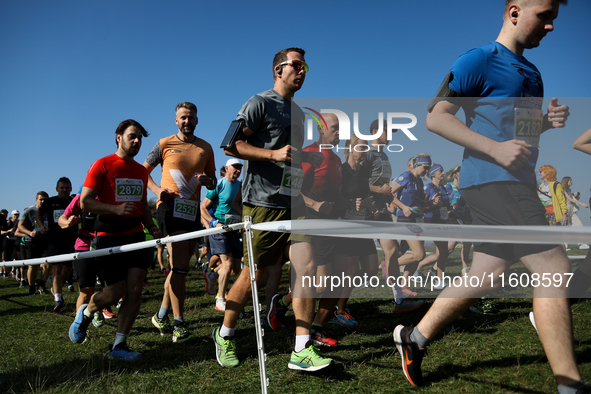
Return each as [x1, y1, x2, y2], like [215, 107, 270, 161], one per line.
[115, 179, 144, 202]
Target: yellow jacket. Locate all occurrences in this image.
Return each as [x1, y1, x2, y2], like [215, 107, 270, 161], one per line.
[539, 181, 568, 221]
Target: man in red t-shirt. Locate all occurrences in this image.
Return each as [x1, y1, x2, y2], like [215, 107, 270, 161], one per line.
[69, 119, 161, 361]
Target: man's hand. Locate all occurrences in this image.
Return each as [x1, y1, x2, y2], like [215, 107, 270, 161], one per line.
[315, 201, 334, 215]
[196, 174, 213, 187]
[431, 195, 442, 206]
[490, 139, 532, 171]
[115, 202, 138, 216]
[272, 145, 295, 162]
[302, 151, 324, 167]
[66, 215, 79, 227]
[377, 183, 392, 196]
[159, 188, 177, 202]
[547, 97, 570, 128]
[150, 226, 162, 239]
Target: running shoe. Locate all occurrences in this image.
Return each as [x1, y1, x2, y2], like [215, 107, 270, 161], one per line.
[267, 294, 288, 331]
[69, 304, 90, 343]
[381, 260, 388, 281]
[38, 286, 48, 295]
[151, 313, 172, 336]
[204, 271, 216, 295]
[109, 343, 141, 361]
[393, 325, 426, 387]
[28, 285, 36, 295]
[68, 285, 74, 292]
[102, 308, 115, 319]
[212, 326, 239, 367]
[401, 286, 418, 297]
[392, 299, 424, 314]
[331, 310, 358, 326]
[215, 298, 226, 311]
[92, 311, 105, 328]
[311, 326, 338, 346]
[116, 300, 123, 309]
[172, 324, 196, 343]
[19, 280, 25, 288]
[53, 299, 66, 313]
[261, 315, 285, 330]
[288, 341, 334, 371]
[469, 299, 500, 315]
[412, 269, 425, 280]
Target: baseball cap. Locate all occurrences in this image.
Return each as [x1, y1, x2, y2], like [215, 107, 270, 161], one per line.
[226, 158, 243, 167]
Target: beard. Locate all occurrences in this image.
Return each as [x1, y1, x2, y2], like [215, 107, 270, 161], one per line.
[179, 124, 196, 135]
[123, 144, 140, 158]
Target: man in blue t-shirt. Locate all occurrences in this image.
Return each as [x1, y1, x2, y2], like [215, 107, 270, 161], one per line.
[200, 159, 243, 312]
[393, 1, 588, 393]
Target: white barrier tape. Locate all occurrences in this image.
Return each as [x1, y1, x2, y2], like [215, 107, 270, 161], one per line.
[251, 219, 591, 245]
[0, 222, 245, 269]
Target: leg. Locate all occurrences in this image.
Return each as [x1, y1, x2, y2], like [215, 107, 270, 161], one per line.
[116, 267, 146, 335]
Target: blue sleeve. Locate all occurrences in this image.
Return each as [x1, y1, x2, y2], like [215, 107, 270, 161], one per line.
[424, 184, 436, 200]
[449, 47, 487, 97]
[394, 172, 409, 189]
[206, 182, 220, 201]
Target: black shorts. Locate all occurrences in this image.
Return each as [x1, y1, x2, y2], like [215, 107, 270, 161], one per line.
[462, 182, 556, 261]
[95, 232, 149, 286]
[2, 238, 15, 261]
[157, 199, 202, 237]
[73, 250, 98, 288]
[342, 237, 377, 258]
[311, 236, 346, 266]
[25, 239, 48, 260]
[48, 242, 74, 266]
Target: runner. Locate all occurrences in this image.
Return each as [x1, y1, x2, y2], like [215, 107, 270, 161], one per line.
[144, 101, 216, 343]
[212, 47, 333, 371]
[69, 119, 161, 361]
[200, 158, 243, 312]
[36, 177, 77, 312]
[394, 2, 588, 392]
[18, 192, 50, 295]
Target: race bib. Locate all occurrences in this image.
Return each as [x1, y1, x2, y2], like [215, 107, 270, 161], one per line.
[514, 108, 543, 148]
[439, 207, 448, 221]
[344, 208, 366, 220]
[173, 198, 198, 221]
[225, 214, 241, 225]
[53, 209, 65, 223]
[279, 166, 304, 197]
[115, 178, 143, 202]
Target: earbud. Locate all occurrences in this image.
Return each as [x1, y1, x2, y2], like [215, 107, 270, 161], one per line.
[512, 11, 518, 18]
[276, 66, 282, 75]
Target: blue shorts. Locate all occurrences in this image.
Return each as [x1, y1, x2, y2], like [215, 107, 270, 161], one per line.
[209, 232, 243, 259]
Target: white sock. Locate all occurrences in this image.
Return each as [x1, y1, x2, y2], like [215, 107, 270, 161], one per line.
[83, 307, 92, 318]
[114, 332, 128, 347]
[219, 324, 235, 338]
[295, 335, 311, 352]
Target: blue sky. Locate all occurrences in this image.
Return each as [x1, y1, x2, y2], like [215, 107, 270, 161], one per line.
[1, 1, 590, 224]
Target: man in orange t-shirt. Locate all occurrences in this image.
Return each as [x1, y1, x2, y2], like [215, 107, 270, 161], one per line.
[143, 101, 216, 343]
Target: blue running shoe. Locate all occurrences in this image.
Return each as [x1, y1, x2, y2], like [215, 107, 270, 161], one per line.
[109, 343, 141, 361]
[69, 304, 90, 343]
[331, 310, 358, 326]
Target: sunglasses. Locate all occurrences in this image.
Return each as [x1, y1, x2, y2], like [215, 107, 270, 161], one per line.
[278, 60, 309, 73]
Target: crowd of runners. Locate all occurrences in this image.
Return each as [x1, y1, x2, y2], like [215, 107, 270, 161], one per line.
[2, 0, 591, 392]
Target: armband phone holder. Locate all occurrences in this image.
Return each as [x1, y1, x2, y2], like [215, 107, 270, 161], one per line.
[220, 119, 245, 149]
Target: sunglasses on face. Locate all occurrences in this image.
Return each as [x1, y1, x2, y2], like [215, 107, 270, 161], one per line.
[277, 59, 309, 73]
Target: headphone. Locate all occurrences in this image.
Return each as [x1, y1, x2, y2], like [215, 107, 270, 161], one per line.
[276, 66, 282, 75]
[512, 11, 518, 18]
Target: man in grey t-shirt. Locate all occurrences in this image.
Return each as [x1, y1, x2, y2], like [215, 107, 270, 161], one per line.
[18, 191, 49, 295]
[212, 47, 333, 372]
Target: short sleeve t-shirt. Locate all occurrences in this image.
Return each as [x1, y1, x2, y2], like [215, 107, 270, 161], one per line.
[205, 178, 241, 223]
[302, 142, 342, 213]
[39, 195, 77, 245]
[394, 171, 425, 220]
[145, 134, 216, 204]
[447, 41, 544, 188]
[237, 89, 305, 209]
[83, 153, 148, 236]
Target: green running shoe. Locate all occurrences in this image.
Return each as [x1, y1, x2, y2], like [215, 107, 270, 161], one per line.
[151, 313, 172, 336]
[212, 327, 239, 367]
[288, 341, 333, 371]
[172, 324, 196, 343]
[92, 311, 105, 328]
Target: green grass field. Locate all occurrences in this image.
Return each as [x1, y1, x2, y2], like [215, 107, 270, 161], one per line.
[1, 247, 590, 394]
